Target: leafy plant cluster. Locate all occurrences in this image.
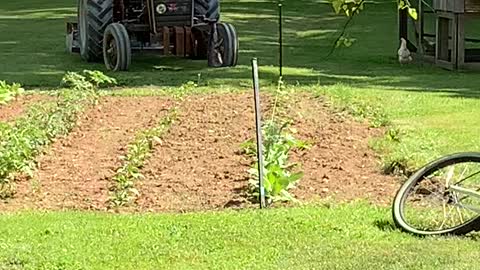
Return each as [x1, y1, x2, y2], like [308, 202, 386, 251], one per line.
[0, 70, 114, 198]
[61, 70, 117, 90]
[110, 109, 177, 207]
[242, 79, 309, 204]
[242, 120, 309, 203]
[0, 81, 24, 105]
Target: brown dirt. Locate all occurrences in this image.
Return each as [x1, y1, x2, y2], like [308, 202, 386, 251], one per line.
[136, 93, 261, 212]
[0, 93, 399, 212]
[0, 94, 50, 122]
[0, 97, 173, 211]
[136, 93, 399, 212]
[286, 94, 399, 205]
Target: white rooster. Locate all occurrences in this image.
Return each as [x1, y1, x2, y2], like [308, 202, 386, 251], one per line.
[398, 38, 413, 64]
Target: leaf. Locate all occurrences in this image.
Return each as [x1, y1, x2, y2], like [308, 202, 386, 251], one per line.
[408, 7, 418, 20]
[331, 0, 343, 14]
[287, 172, 304, 184]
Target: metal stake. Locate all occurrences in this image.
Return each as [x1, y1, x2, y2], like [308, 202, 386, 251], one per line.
[251, 58, 266, 209]
[278, 2, 283, 78]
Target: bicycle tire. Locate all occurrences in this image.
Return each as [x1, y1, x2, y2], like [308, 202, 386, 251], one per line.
[392, 152, 480, 236]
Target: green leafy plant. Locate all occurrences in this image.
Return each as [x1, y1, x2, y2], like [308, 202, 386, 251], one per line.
[244, 120, 309, 203]
[110, 109, 177, 207]
[60, 72, 93, 90]
[242, 78, 310, 204]
[0, 71, 112, 198]
[61, 70, 117, 90]
[0, 81, 24, 105]
[83, 70, 117, 87]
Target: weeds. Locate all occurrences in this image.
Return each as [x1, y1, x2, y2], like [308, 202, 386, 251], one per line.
[0, 70, 113, 198]
[0, 81, 24, 105]
[109, 108, 178, 207]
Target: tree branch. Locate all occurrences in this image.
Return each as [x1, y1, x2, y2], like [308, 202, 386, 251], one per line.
[324, 0, 366, 59]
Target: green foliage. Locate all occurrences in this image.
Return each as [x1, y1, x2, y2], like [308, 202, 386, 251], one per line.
[336, 36, 357, 48]
[110, 109, 177, 207]
[179, 81, 198, 92]
[60, 71, 93, 90]
[0, 81, 24, 105]
[331, 92, 390, 128]
[398, 0, 418, 20]
[83, 70, 117, 87]
[330, 0, 416, 20]
[244, 120, 309, 203]
[61, 70, 117, 90]
[328, 0, 416, 51]
[330, 0, 365, 17]
[0, 71, 104, 198]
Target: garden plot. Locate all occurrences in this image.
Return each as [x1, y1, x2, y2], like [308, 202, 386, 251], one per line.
[1, 96, 174, 211]
[0, 92, 398, 212]
[136, 93, 398, 212]
[0, 94, 52, 122]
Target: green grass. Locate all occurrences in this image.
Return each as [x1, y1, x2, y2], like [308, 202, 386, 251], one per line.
[1, 203, 480, 269]
[2, 0, 480, 172]
[315, 83, 480, 173]
[2, 0, 480, 267]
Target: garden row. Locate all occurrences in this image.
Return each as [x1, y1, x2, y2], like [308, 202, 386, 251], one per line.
[0, 74, 398, 212]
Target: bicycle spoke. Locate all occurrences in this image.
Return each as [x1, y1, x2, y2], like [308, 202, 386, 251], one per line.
[455, 170, 480, 186]
[445, 166, 455, 187]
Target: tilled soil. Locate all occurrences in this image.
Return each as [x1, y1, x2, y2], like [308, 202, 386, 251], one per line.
[1, 93, 399, 212]
[0, 94, 51, 123]
[136, 93, 261, 212]
[136, 93, 398, 212]
[286, 94, 398, 205]
[0, 97, 173, 211]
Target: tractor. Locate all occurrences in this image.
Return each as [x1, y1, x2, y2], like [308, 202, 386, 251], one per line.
[66, 0, 238, 71]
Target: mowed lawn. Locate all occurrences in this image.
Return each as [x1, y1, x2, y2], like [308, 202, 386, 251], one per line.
[2, 204, 480, 270]
[2, 0, 480, 269]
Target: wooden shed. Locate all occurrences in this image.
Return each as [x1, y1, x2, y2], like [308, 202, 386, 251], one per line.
[399, 0, 480, 70]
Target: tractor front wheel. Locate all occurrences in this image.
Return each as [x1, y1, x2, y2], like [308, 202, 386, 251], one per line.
[103, 23, 131, 71]
[208, 23, 239, 67]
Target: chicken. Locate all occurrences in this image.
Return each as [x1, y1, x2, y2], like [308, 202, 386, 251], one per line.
[398, 38, 413, 64]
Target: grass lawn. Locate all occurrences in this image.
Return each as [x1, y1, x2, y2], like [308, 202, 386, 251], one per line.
[2, 0, 480, 268]
[1, 0, 479, 170]
[2, 204, 480, 270]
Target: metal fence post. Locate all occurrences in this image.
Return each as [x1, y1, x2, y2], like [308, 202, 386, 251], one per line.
[251, 58, 266, 209]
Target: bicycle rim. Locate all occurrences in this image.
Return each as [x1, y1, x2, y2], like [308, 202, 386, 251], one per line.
[394, 153, 480, 235]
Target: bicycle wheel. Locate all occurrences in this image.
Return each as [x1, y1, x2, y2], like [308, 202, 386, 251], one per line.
[393, 152, 480, 236]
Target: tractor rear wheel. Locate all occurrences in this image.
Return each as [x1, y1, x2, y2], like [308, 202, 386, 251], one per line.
[208, 22, 239, 67]
[78, 0, 113, 62]
[103, 23, 131, 71]
[195, 0, 220, 21]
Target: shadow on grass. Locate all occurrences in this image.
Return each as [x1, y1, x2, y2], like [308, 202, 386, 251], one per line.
[373, 219, 399, 232]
